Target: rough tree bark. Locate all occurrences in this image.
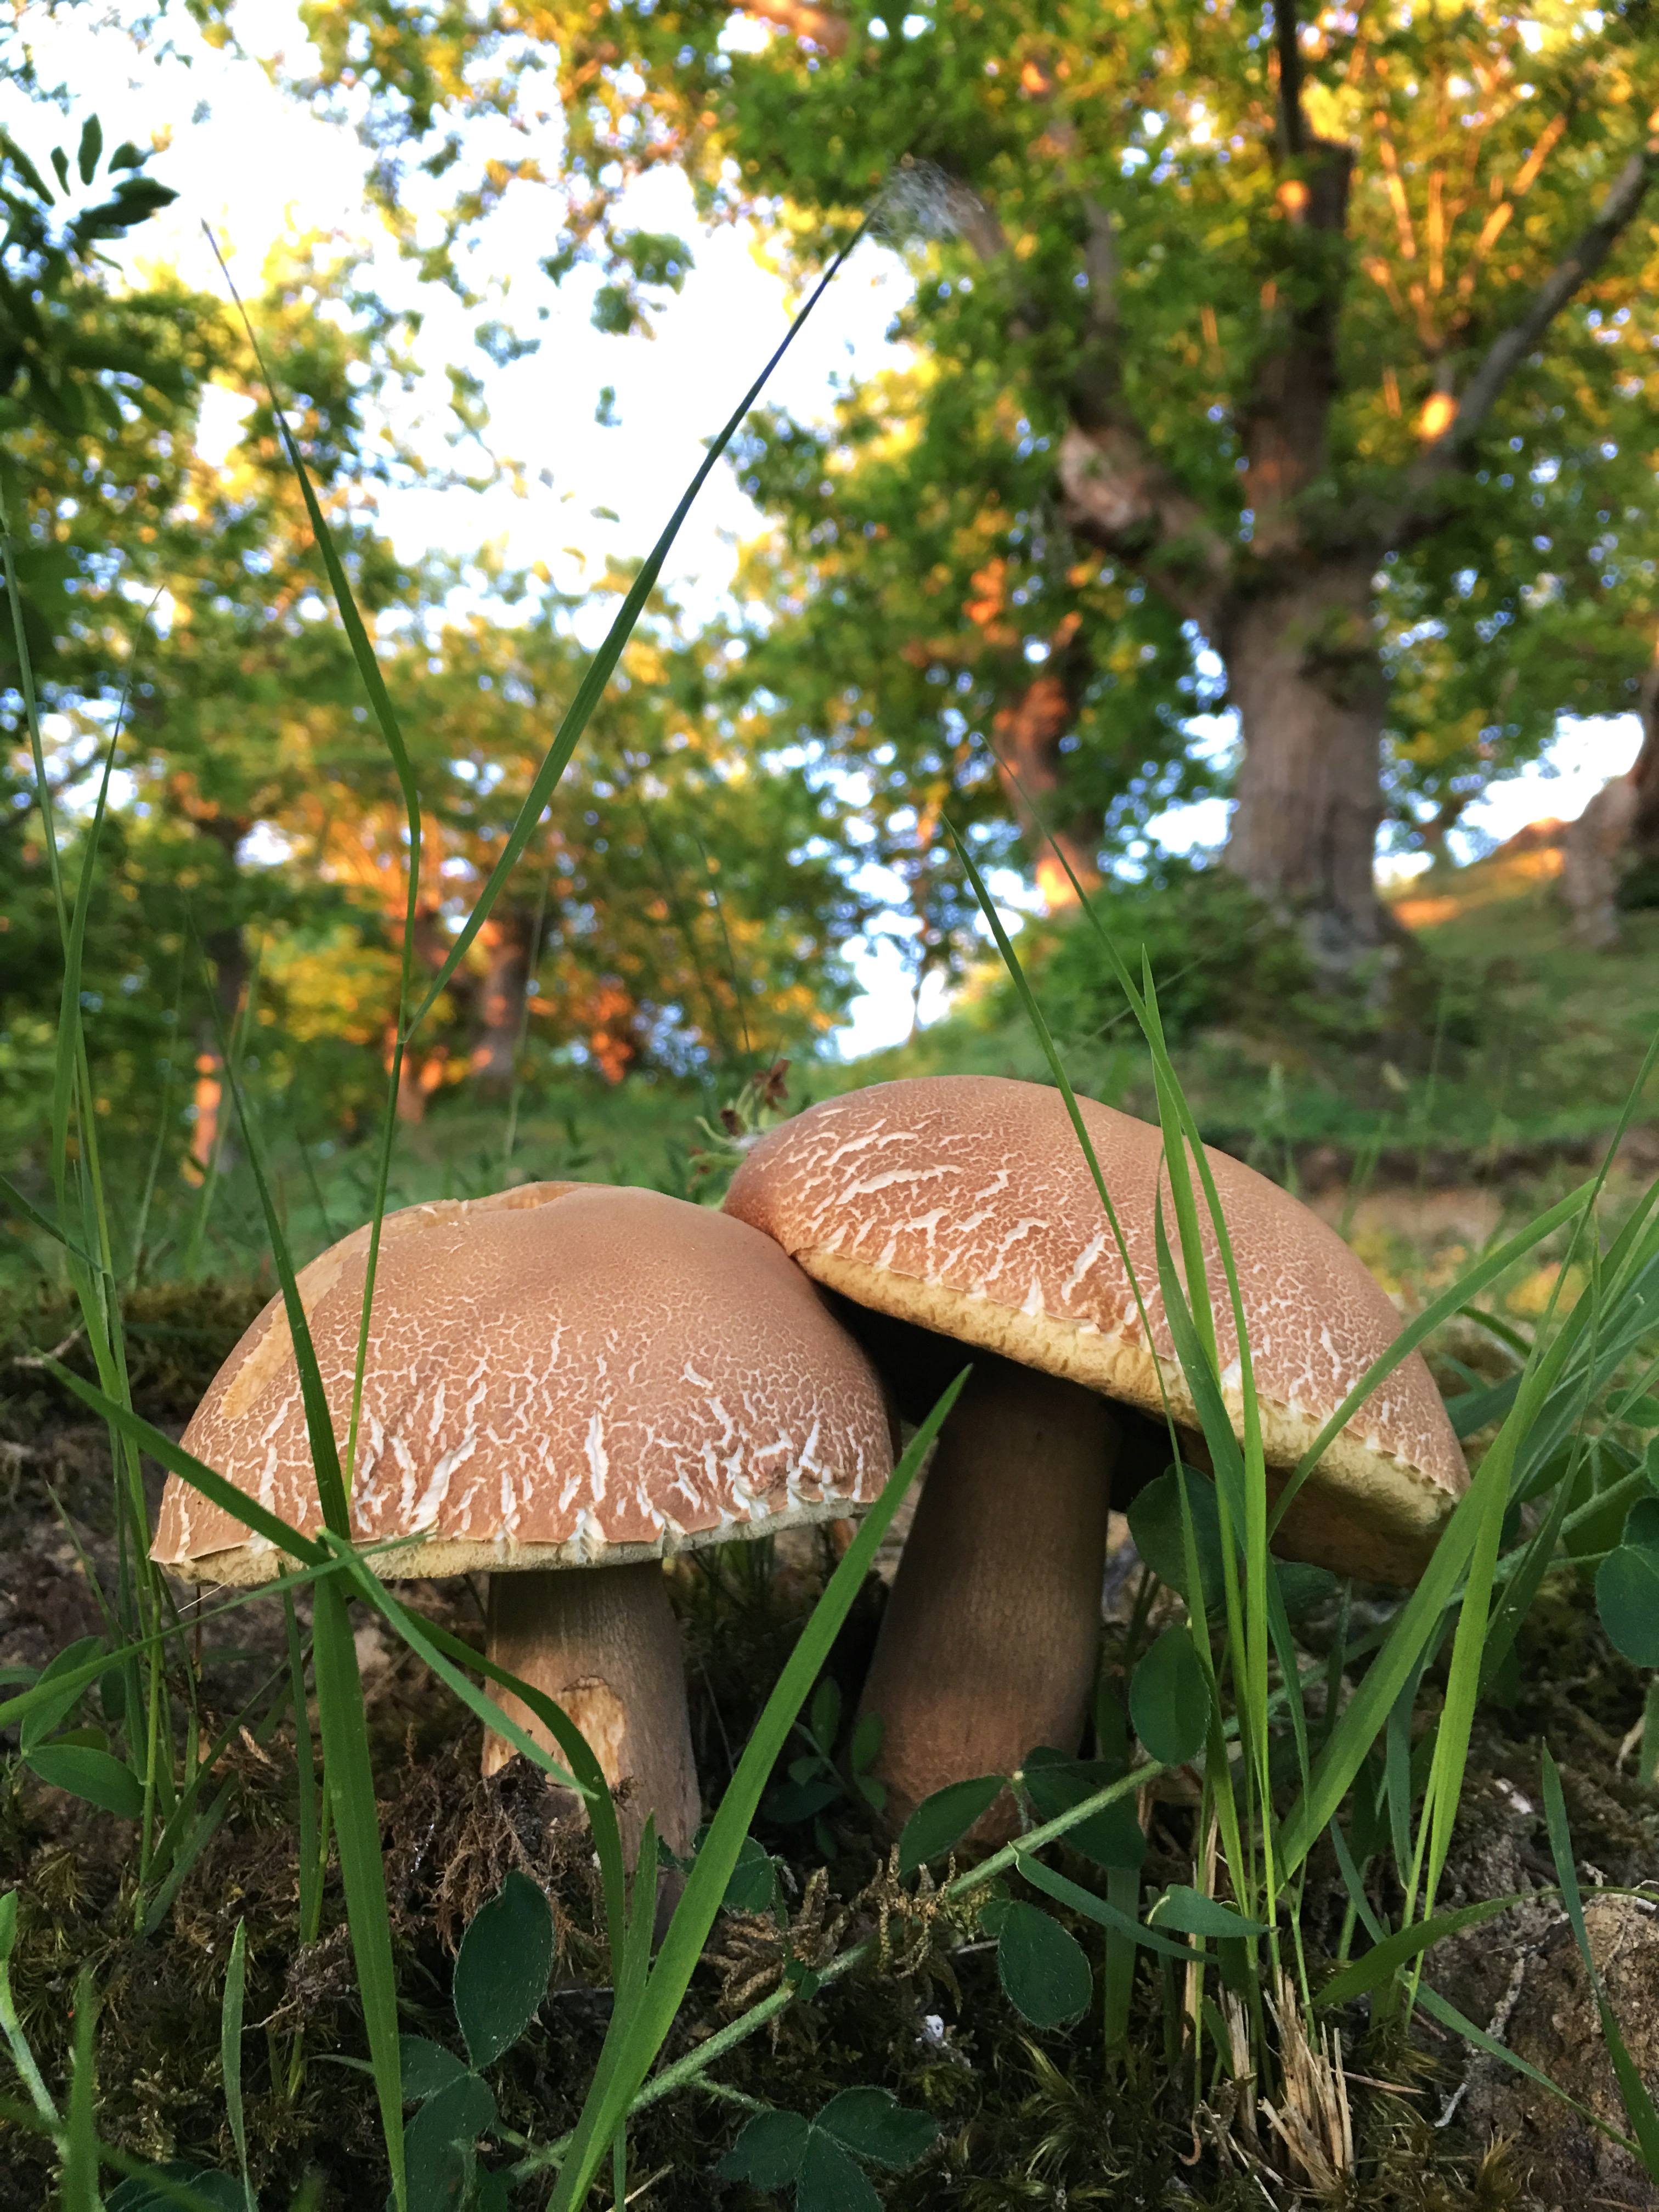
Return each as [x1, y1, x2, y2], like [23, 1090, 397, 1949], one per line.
[988, 625, 1103, 906]
[1562, 635, 1659, 946]
[390, 902, 474, 1125]
[470, 907, 535, 1091]
[170, 795, 251, 1180]
[1218, 563, 1396, 978]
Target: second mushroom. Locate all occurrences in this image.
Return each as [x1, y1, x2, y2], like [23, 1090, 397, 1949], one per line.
[725, 1074, 1468, 1834]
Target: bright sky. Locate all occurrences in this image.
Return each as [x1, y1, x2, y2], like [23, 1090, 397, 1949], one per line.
[7, 0, 1644, 1059]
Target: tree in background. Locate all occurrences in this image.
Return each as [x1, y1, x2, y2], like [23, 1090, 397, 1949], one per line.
[295, 0, 1659, 990]
[289, 580, 868, 1116]
[3, 98, 865, 1193]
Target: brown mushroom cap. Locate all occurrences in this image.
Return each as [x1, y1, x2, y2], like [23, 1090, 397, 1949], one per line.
[724, 1074, 1467, 1582]
[152, 1180, 891, 1585]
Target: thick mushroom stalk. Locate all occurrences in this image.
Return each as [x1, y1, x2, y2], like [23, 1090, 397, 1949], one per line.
[856, 1353, 1119, 1839]
[483, 1560, 699, 1866]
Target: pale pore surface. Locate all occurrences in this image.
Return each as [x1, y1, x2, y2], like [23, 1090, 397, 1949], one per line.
[725, 1075, 1467, 1578]
[153, 1182, 891, 1582]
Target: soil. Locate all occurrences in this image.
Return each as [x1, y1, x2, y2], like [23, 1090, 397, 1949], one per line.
[3, 1282, 1658, 2209]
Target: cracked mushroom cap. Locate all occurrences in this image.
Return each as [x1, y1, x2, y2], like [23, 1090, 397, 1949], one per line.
[723, 1075, 1468, 1584]
[151, 1181, 893, 1586]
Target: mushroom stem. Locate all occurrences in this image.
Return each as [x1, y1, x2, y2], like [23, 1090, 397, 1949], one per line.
[856, 1355, 1119, 1838]
[483, 1561, 700, 1865]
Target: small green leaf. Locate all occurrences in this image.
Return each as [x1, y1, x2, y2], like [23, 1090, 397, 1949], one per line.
[1625, 1497, 1659, 1550]
[400, 2036, 469, 2102]
[473, 2170, 512, 2212]
[452, 1871, 554, 2070]
[1020, 1751, 1144, 1871]
[1596, 1545, 1659, 1668]
[1624, 1396, 1659, 1431]
[849, 1711, 883, 1773]
[402, 2140, 469, 2212]
[814, 2087, 938, 2168]
[76, 115, 103, 185]
[767, 1775, 843, 1822]
[409, 2068, 496, 2152]
[720, 1836, 778, 1916]
[718, 2107, 811, 2187]
[1150, 1885, 1268, 1939]
[896, 1773, 1008, 1876]
[810, 1677, 842, 1752]
[1127, 1469, 1226, 1612]
[26, 1744, 145, 1818]
[795, 2132, 882, 2212]
[995, 1900, 1092, 2028]
[1275, 1562, 1338, 1618]
[1129, 1629, 1211, 1767]
[19, 1637, 105, 1751]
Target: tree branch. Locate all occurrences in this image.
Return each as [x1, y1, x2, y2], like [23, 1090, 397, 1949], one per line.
[1277, 0, 1304, 161]
[1056, 196, 1233, 622]
[1392, 119, 1659, 535]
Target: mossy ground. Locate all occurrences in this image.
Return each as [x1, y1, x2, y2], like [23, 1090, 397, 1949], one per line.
[3, 1281, 1657, 2209]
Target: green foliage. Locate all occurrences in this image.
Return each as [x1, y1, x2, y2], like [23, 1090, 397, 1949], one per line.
[377, 1873, 556, 2209]
[1127, 1628, 1212, 1769]
[451, 1871, 554, 2071]
[718, 2087, 938, 2211]
[292, 0, 1659, 964]
[986, 1898, 1093, 2031]
[1595, 1495, 1659, 1666]
[1020, 862, 1317, 1048]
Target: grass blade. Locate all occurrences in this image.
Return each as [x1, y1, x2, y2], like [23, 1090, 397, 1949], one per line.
[221, 1920, 254, 2212]
[308, 1570, 405, 2208]
[1, 1891, 59, 2124]
[1315, 1893, 1527, 2009]
[63, 1966, 100, 2212]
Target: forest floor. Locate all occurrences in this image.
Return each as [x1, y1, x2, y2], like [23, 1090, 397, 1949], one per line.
[5, 843, 1659, 2205]
[3, 1293, 1658, 2208]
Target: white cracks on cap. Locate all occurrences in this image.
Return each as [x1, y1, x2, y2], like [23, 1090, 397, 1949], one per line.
[1021, 1276, 1046, 1320]
[412, 1430, 479, 1531]
[583, 1411, 610, 1503]
[1061, 1232, 1108, 1302]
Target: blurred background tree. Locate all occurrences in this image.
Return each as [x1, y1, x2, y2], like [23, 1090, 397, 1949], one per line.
[2, 99, 864, 1217]
[289, 0, 1659, 991]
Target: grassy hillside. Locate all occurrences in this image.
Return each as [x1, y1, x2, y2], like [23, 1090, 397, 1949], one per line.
[859, 836, 1659, 1181]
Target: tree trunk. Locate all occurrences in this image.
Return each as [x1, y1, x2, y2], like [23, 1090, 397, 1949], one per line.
[1218, 561, 1397, 982]
[1561, 635, 1659, 946]
[186, 912, 250, 1183]
[989, 633, 1102, 910]
[471, 908, 533, 1092]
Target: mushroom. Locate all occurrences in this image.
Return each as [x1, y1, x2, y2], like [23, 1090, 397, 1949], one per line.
[151, 1181, 892, 1862]
[724, 1074, 1467, 1832]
